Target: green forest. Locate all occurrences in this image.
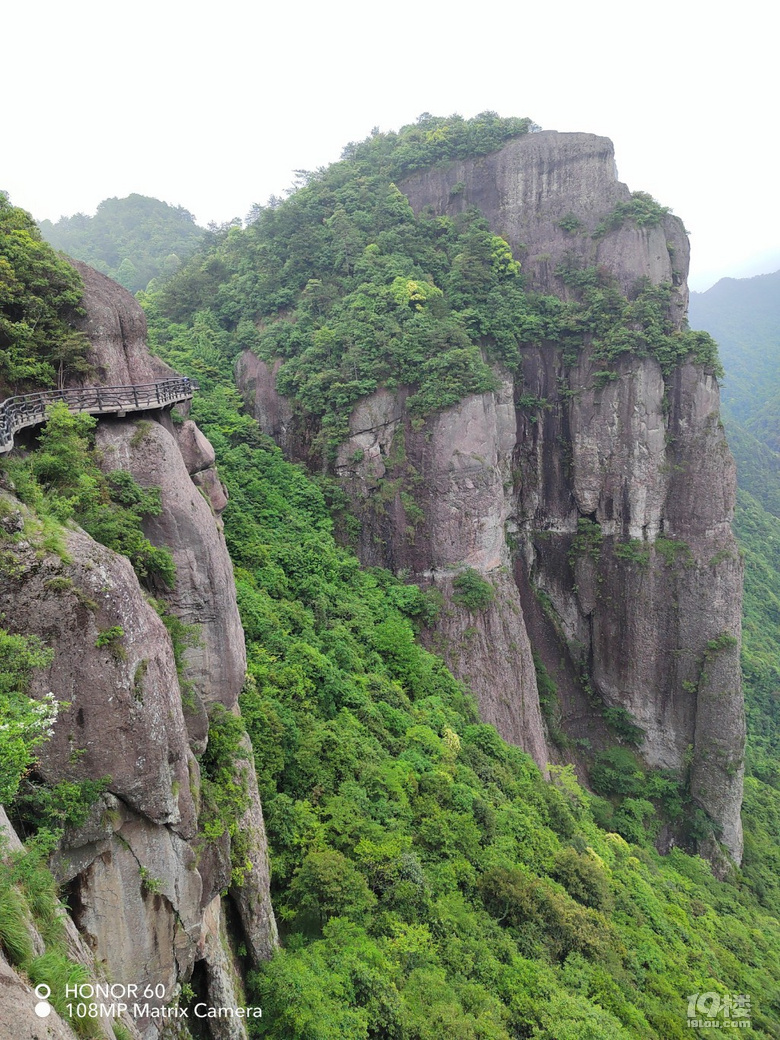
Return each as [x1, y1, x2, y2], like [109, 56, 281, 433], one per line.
[2, 113, 780, 1038]
[39, 194, 204, 294]
[142, 318, 780, 1039]
[0, 193, 92, 392]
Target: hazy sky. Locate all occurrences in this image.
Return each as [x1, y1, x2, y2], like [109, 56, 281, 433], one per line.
[4, 0, 776, 291]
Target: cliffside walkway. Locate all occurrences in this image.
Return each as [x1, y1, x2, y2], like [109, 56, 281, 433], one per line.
[0, 377, 198, 454]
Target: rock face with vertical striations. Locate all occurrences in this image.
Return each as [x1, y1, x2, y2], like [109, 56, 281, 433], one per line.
[333, 376, 549, 772]
[236, 130, 744, 865]
[95, 416, 245, 713]
[401, 129, 690, 308]
[512, 344, 743, 863]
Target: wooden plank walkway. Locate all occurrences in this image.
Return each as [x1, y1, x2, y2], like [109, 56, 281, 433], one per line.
[0, 377, 198, 454]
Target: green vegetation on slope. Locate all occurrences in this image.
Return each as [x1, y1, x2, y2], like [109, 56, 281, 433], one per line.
[139, 306, 780, 1038]
[734, 488, 780, 920]
[0, 828, 104, 1037]
[0, 192, 91, 393]
[136, 117, 780, 1032]
[591, 191, 672, 236]
[2, 402, 175, 588]
[156, 137, 538, 447]
[0, 405, 172, 840]
[152, 113, 719, 456]
[39, 193, 205, 294]
[0, 628, 56, 805]
[3, 116, 780, 1037]
[555, 263, 722, 377]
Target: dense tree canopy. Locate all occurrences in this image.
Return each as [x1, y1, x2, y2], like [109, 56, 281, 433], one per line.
[0, 193, 90, 392]
[39, 193, 204, 293]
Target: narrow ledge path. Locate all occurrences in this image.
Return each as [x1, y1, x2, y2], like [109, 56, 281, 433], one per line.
[0, 378, 198, 453]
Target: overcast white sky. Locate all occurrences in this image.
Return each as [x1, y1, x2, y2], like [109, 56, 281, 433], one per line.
[4, 0, 777, 291]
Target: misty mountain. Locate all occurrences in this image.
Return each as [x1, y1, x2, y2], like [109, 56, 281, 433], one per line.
[39, 193, 204, 294]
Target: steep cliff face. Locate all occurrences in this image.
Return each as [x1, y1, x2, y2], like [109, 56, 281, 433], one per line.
[70, 260, 174, 386]
[95, 418, 245, 713]
[0, 503, 215, 1032]
[236, 131, 744, 864]
[1, 269, 276, 1037]
[513, 346, 743, 860]
[0, 522, 197, 833]
[335, 378, 548, 770]
[401, 129, 689, 309]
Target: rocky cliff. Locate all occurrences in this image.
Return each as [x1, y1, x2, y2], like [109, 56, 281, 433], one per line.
[236, 131, 744, 864]
[0, 269, 276, 1038]
[401, 130, 689, 308]
[70, 261, 174, 387]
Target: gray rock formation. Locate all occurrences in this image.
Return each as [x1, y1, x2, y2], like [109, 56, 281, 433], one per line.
[236, 131, 744, 863]
[0, 482, 272, 1036]
[227, 738, 278, 964]
[401, 129, 690, 309]
[70, 261, 173, 387]
[234, 354, 293, 450]
[513, 346, 744, 861]
[0, 504, 204, 1034]
[1, 267, 276, 1036]
[95, 417, 246, 713]
[176, 419, 216, 475]
[55, 798, 203, 1007]
[0, 519, 198, 837]
[333, 379, 548, 771]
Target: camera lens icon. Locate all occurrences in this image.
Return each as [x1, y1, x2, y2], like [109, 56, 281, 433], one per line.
[34, 984, 52, 1018]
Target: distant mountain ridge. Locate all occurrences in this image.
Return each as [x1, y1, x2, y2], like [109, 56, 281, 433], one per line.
[689, 269, 780, 513]
[690, 270, 780, 429]
[39, 193, 204, 294]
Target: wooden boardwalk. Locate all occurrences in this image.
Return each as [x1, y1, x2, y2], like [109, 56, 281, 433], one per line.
[0, 378, 197, 454]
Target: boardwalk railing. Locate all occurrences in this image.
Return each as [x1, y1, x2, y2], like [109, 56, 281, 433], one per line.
[0, 377, 198, 454]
